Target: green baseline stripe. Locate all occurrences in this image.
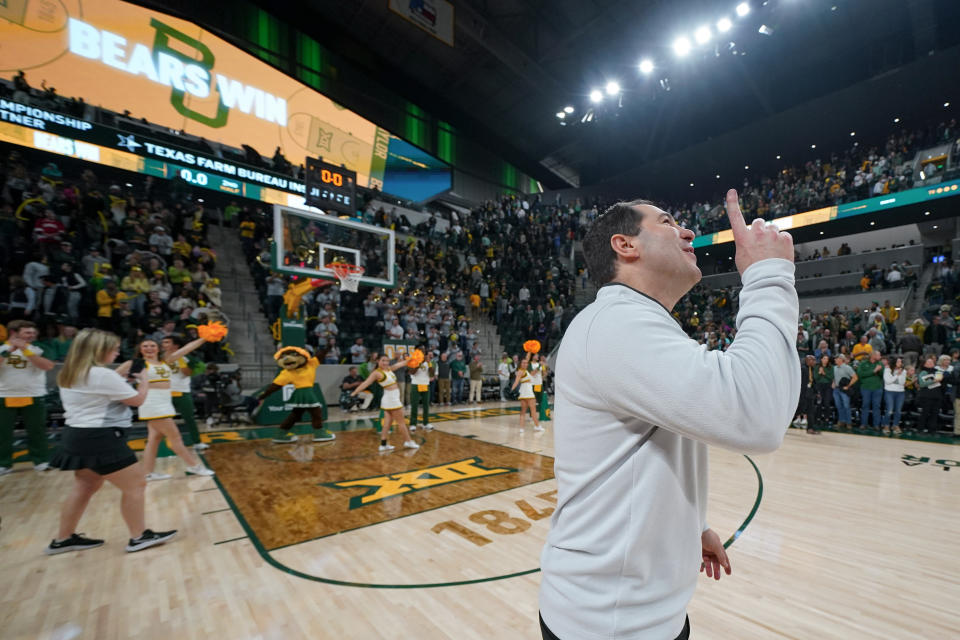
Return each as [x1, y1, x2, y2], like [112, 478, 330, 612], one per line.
[723, 454, 762, 549]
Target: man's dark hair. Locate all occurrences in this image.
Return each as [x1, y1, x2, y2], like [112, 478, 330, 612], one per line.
[582, 199, 653, 287]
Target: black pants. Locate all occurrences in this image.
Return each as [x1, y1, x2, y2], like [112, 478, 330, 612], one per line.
[813, 383, 834, 427]
[916, 396, 941, 432]
[540, 613, 690, 640]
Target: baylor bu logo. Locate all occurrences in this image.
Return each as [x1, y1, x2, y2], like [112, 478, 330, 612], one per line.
[328, 457, 515, 509]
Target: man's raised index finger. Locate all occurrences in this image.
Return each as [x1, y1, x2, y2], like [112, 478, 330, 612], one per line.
[725, 189, 748, 237]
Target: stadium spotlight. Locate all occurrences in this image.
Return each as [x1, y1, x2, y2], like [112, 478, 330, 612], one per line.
[744, 165, 749, 170]
[590, 89, 603, 103]
[694, 26, 712, 44]
[717, 17, 733, 33]
[925, 211, 931, 215]
[673, 36, 692, 57]
[556, 112, 566, 119]
[716, 174, 720, 179]
[639, 59, 654, 74]
[850, 131, 856, 136]
[606, 81, 621, 96]
[564, 105, 575, 113]
[736, 2, 750, 17]
[893, 117, 900, 123]
[776, 155, 781, 159]
[690, 183, 695, 187]
[811, 144, 816, 149]
[944, 102, 950, 108]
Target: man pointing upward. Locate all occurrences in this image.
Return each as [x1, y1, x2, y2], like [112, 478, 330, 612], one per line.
[539, 190, 799, 639]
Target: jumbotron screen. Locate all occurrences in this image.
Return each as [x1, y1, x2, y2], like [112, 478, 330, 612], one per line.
[0, 0, 451, 201]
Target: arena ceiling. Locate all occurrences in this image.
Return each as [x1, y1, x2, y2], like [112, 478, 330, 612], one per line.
[262, 0, 960, 191]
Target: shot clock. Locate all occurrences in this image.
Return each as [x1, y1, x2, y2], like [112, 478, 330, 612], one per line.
[305, 157, 357, 215]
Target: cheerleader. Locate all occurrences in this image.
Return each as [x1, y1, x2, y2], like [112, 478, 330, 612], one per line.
[529, 354, 544, 409]
[160, 335, 207, 451]
[351, 355, 420, 452]
[511, 353, 543, 432]
[46, 329, 176, 554]
[116, 338, 215, 480]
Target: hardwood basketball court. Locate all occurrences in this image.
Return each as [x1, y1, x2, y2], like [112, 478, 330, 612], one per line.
[2, 406, 958, 639]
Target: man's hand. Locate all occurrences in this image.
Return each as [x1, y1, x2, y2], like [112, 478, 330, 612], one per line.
[700, 528, 731, 581]
[725, 189, 794, 275]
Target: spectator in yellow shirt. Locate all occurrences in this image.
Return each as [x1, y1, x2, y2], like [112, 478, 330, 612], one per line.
[851, 335, 873, 361]
[881, 300, 899, 326]
[95, 282, 123, 329]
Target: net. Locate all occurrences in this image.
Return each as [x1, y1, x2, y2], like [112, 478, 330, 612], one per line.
[326, 262, 365, 292]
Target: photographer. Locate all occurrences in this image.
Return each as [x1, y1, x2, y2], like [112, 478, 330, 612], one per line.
[341, 366, 372, 412]
[222, 369, 257, 420]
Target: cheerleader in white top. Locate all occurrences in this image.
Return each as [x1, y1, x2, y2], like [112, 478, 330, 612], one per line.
[512, 351, 543, 432]
[116, 329, 223, 480]
[352, 353, 420, 453]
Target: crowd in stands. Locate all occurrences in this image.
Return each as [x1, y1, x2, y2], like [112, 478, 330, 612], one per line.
[1, 147, 231, 365]
[786, 271, 960, 435]
[670, 119, 958, 237]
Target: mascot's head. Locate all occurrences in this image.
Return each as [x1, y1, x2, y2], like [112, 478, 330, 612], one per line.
[273, 346, 310, 371]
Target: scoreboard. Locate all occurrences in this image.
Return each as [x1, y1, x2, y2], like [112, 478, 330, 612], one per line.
[305, 157, 357, 214]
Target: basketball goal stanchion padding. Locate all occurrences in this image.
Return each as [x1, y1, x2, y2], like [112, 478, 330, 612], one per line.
[326, 262, 365, 292]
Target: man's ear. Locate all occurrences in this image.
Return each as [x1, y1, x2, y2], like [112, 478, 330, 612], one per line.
[610, 234, 640, 260]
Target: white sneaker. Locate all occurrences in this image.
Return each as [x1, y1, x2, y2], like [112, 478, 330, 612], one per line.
[193, 442, 210, 451]
[424, 424, 434, 431]
[0, 466, 12, 476]
[145, 472, 172, 481]
[185, 465, 215, 477]
[403, 440, 420, 450]
[34, 462, 52, 471]
[409, 425, 417, 432]
[533, 425, 545, 432]
[378, 444, 395, 453]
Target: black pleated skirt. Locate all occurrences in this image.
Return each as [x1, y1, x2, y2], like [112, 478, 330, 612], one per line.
[49, 427, 138, 475]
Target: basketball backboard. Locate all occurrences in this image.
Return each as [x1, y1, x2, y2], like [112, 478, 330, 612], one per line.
[272, 204, 396, 289]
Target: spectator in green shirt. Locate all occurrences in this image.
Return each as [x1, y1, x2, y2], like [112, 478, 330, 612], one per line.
[450, 353, 468, 404]
[224, 202, 241, 228]
[857, 350, 884, 429]
[37, 324, 77, 362]
[167, 258, 192, 289]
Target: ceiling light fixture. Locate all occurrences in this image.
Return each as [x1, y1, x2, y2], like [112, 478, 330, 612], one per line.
[556, 112, 565, 119]
[717, 17, 733, 32]
[605, 81, 621, 96]
[639, 59, 654, 74]
[736, 2, 750, 17]
[589, 89, 603, 103]
[673, 37, 692, 57]
[694, 26, 712, 44]
[564, 105, 574, 114]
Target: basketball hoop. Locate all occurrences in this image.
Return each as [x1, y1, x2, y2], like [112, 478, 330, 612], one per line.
[326, 262, 365, 292]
